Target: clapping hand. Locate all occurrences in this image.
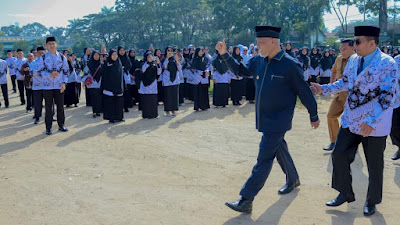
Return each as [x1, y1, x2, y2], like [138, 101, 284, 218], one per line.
[215, 39, 227, 55]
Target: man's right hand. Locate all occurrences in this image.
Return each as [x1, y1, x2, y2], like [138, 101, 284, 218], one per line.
[215, 40, 227, 55]
[310, 82, 322, 95]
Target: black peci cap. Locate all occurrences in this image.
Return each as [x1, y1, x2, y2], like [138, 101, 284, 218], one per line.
[37, 46, 45, 51]
[255, 25, 281, 38]
[46, 36, 56, 43]
[354, 26, 380, 37]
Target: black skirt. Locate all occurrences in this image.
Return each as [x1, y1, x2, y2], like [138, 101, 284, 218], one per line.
[85, 86, 91, 106]
[76, 82, 81, 99]
[124, 85, 132, 109]
[157, 81, 164, 103]
[185, 81, 194, 101]
[88, 88, 102, 114]
[141, 94, 158, 119]
[179, 83, 185, 104]
[230, 79, 244, 102]
[64, 82, 79, 106]
[193, 84, 210, 110]
[245, 78, 255, 101]
[103, 95, 124, 121]
[213, 83, 229, 106]
[163, 85, 179, 111]
[129, 84, 139, 106]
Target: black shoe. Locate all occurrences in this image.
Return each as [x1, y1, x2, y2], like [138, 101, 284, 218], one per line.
[109, 120, 115, 123]
[326, 193, 355, 207]
[363, 201, 376, 216]
[34, 118, 39, 124]
[237, 102, 242, 105]
[66, 105, 71, 108]
[323, 142, 336, 151]
[46, 129, 52, 135]
[58, 126, 68, 132]
[21, 102, 25, 105]
[225, 197, 253, 214]
[5, 105, 9, 108]
[124, 108, 129, 112]
[278, 179, 300, 195]
[392, 149, 400, 160]
[74, 104, 78, 107]
[96, 113, 101, 117]
[93, 114, 97, 118]
[249, 100, 255, 104]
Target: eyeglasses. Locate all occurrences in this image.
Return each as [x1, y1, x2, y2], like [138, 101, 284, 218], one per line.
[354, 39, 362, 45]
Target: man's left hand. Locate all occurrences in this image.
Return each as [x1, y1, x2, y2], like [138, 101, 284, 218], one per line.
[60, 83, 66, 93]
[359, 123, 373, 137]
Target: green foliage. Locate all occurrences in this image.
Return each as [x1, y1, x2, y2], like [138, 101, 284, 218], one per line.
[13, 40, 30, 53]
[0, 42, 4, 56]
[32, 39, 45, 48]
[324, 36, 340, 47]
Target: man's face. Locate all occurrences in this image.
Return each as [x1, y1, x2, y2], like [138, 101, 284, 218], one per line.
[256, 37, 273, 58]
[38, 50, 46, 56]
[46, 41, 57, 52]
[17, 51, 23, 58]
[7, 52, 12, 58]
[27, 53, 34, 62]
[339, 43, 354, 59]
[354, 36, 376, 57]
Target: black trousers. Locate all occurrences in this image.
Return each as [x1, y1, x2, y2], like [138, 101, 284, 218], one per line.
[85, 86, 91, 106]
[17, 80, 25, 104]
[332, 127, 387, 205]
[33, 90, 43, 119]
[0, 84, 9, 107]
[88, 88, 102, 114]
[240, 132, 298, 199]
[26, 88, 33, 110]
[11, 75, 16, 92]
[390, 107, 400, 148]
[43, 90, 65, 130]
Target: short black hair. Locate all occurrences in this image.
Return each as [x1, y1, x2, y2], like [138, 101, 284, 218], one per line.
[341, 39, 354, 46]
[366, 36, 379, 45]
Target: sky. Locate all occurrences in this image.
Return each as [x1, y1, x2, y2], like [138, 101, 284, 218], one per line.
[0, 0, 397, 32]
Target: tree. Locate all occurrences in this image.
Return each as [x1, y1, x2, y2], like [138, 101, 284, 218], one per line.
[1, 24, 23, 36]
[329, 0, 354, 33]
[354, 0, 388, 32]
[22, 22, 48, 37]
[13, 40, 30, 53]
[32, 39, 45, 48]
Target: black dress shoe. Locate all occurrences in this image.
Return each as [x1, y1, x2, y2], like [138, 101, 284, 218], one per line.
[323, 142, 336, 151]
[278, 179, 300, 195]
[46, 129, 52, 135]
[52, 117, 57, 122]
[363, 201, 376, 216]
[392, 149, 400, 160]
[21, 102, 25, 105]
[326, 193, 355, 207]
[34, 118, 39, 124]
[96, 113, 101, 117]
[58, 126, 68, 132]
[225, 197, 253, 214]
[124, 108, 129, 112]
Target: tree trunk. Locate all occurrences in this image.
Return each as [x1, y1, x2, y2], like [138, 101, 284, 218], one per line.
[379, 0, 388, 33]
[307, 10, 312, 47]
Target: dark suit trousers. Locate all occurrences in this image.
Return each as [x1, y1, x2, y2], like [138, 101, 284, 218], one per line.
[332, 127, 387, 205]
[240, 132, 299, 199]
[43, 90, 65, 130]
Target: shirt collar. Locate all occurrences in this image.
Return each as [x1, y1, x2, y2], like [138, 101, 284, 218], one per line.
[272, 49, 285, 61]
[362, 47, 378, 63]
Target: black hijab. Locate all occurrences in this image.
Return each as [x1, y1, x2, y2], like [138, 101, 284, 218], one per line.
[163, 47, 178, 82]
[310, 48, 320, 69]
[212, 51, 228, 74]
[297, 48, 310, 70]
[87, 50, 101, 75]
[320, 50, 333, 71]
[142, 52, 158, 86]
[117, 46, 132, 74]
[101, 49, 124, 95]
[191, 47, 208, 72]
[232, 46, 243, 62]
[128, 49, 140, 74]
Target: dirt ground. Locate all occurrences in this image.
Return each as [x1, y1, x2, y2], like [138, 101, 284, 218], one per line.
[0, 82, 399, 225]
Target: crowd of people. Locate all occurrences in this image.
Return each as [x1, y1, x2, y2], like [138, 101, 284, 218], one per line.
[1, 24, 400, 218]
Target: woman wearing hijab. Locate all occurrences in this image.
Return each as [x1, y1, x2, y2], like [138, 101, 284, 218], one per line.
[212, 51, 231, 107]
[393, 48, 399, 58]
[159, 46, 181, 116]
[64, 53, 79, 107]
[318, 50, 334, 85]
[285, 41, 295, 57]
[309, 47, 320, 83]
[139, 51, 162, 119]
[71, 53, 82, 102]
[191, 47, 210, 111]
[128, 49, 140, 107]
[98, 49, 124, 123]
[117, 46, 132, 113]
[82, 50, 102, 118]
[177, 49, 185, 106]
[230, 46, 244, 106]
[183, 48, 195, 101]
[81, 47, 92, 106]
[154, 49, 164, 103]
[296, 47, 311, 82]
